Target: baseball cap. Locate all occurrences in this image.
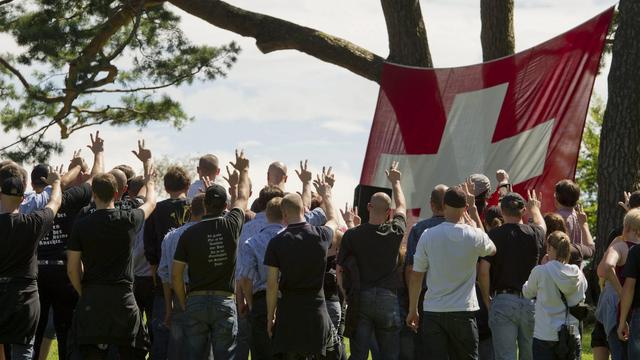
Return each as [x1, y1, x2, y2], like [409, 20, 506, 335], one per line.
[31, 164, 49, 188]
[1, 176, 25, 197]
[469, 174, 491, 196]
[444, 187, 467, 209]
[205, 184, 228, 205]
[500, 192, 526, 212]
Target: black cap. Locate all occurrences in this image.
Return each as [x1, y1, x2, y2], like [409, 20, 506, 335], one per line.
[444, 187, 467, 209]
[31, 164, 49, 188]
[500, 192, 526, 212]
[1, 176, 25, 197]
[205, 184, 228, 205]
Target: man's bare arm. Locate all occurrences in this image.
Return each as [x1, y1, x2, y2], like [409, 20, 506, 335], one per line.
[172, 261, 187, 310]
[266, 266, 279, 338]
[67, 250, 83, 296]
[230, 149, 250, 211]
[386, 161, 406, 217]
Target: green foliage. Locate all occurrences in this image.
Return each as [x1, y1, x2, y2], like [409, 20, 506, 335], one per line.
[576, 95, 604, 231]
[0, 0, 240, 163]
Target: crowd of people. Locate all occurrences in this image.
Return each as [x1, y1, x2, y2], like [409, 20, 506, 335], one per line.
[0, 130, 640, 360]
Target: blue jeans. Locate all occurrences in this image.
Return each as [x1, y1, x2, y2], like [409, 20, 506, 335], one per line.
[629, 311, 640, 359]
[489, 294, 534, 360]
[168, 300, 189, 360]
[350, 288, 401, 360]
[608, 327, 627, 360]
[151, 295, 170, 360]
[184, 294, 237, 360]
[422, 311, 479, 359]
[532, 337, 581, 360]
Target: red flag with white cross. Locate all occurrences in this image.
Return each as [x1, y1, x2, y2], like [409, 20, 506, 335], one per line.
[359, 7, 614, 218]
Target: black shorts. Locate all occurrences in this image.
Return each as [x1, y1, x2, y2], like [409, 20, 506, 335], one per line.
[591, 320, 609, 349]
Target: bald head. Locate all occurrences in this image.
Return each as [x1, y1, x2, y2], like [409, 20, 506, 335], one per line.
[198, 154, 220, 178]
[430, 184, 449, 214]
[281, 193, 304, 223]
[109, 168, 128, 195]
[268, 161, 288, 189]
[370, 192, 392, 216]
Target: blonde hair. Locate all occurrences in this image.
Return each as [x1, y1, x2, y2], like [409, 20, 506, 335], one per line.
[624, 209, 640, 236]
[547, 231, 571, 263]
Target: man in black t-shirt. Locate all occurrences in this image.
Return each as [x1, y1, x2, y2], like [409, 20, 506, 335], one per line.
[336, 161, 407, 360]
[0, 171, 61, 350]
[144, 166, 192, 360]
[479, 191, 546, 360]
[172, 149, 251, 360]
[67, 140, 157, 359]
[264, 174, 340, 359]
[32, 131, 103, 360]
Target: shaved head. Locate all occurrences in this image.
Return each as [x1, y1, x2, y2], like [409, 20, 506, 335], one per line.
[281, 193, 304, 221]
[268, 161, 288, 189]
[370, 192, 392, 216]
[430, 184, 449, 212]
[109, 168, 128, 194]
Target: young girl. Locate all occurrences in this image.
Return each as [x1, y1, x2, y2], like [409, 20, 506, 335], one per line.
[523, 231, 587, 359]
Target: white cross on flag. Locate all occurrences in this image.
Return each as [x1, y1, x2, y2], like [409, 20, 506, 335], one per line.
[359, 7, 614, 217]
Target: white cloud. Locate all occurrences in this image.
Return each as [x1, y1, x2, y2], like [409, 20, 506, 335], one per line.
[2, 0, 614, 211]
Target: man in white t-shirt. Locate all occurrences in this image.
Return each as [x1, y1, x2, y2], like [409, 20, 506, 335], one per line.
[407, 186, 496, 360]
[187, 154, 221, 199]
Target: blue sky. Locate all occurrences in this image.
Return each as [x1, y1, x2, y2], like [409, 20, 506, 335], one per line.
[2, 0, 616, 206]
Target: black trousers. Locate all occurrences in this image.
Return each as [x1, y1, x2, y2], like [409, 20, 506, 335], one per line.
[133, 276, 154, 330]
[78, 344, 147, 360]
[422, 311, 479, 360]
[250, 292, 273, 360]
[34, 265, 78, 360]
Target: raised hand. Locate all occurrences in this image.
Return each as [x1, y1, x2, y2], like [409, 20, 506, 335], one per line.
[69, 149, 84, 169]
[385, 161, 401, 183]
[576, 203, 588, 225]
[526, 189, 542, 210]
[340, 203, 358, 225]
[201, 175, 214, 189]
[618, 191, 631, 212]
[132, 139, 151, 163]
[463, 178, 476, 207]
[87, 131, 104, 154]
[313, 176, 332, 199]
[496, 169, 510, 185]
[222, 165, 239, 188]
[322, 166, 335, 188]
[295, 160, 312, 183]
[229, 149, 249, 172]
[42, 166, 61, 185]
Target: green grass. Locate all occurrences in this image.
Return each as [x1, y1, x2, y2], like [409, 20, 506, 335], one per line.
[45, 328, 595, 360]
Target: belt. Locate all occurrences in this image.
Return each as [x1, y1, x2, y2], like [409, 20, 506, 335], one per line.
[494, 289, 523, 297]
[38, 260, 65, 266]
[188, 290, 234, 298]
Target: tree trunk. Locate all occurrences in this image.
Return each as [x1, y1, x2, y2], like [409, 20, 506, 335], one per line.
[595, 0, 640, 256]
[380, 0, 433, 67]
[480, 0, 515, 61]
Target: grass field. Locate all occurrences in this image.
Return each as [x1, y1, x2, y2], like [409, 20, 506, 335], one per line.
[45, 328, 597, 360]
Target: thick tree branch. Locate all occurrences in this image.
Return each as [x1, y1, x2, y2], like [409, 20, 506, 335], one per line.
[380, 0, 433, 67]
[167, 0, 384, 82]
[480, 0, 515, 61]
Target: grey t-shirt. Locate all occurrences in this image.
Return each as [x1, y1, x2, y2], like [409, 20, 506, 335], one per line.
[413, 222, 495, 312]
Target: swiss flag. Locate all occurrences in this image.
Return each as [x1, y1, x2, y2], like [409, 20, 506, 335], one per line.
[360, 7, 614, 218]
